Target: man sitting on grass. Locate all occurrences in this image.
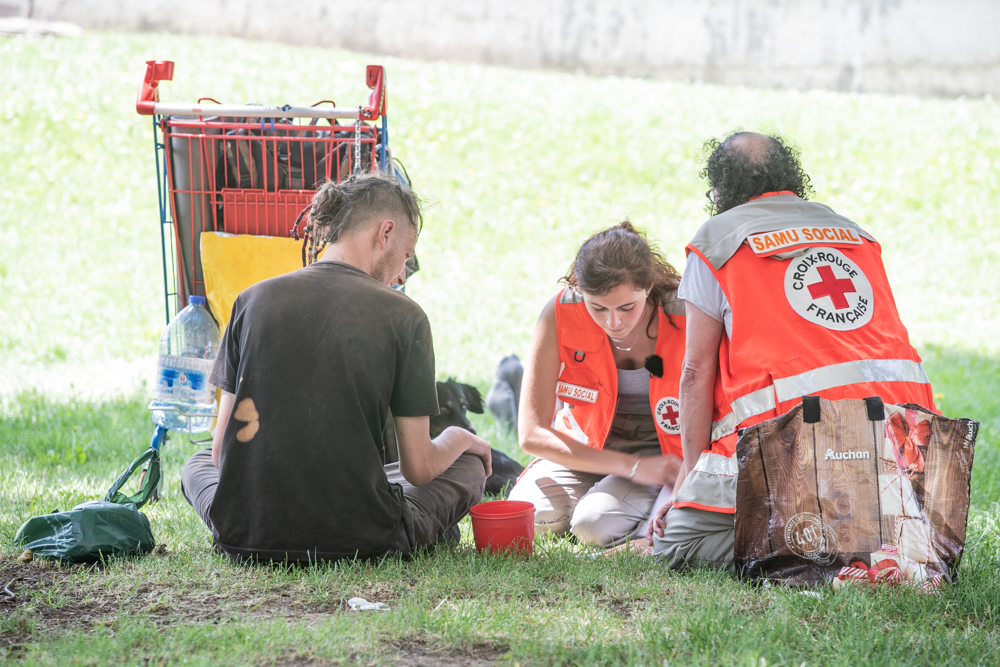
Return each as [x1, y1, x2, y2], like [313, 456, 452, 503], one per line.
[181, 172, 492, 563]
[648, 132, 936, 570]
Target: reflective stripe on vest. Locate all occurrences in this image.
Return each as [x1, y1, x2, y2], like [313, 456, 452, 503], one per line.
[711, 412, 739, 442]
[672, 451, 737, 513]
[732, 385, 777, 423]
[710, 357, 932, 439]
[773, 358, 929, 404]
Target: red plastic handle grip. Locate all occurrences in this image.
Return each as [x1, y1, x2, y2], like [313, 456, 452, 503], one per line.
[136, 60, 175, 116]
[364, 65, 386, 120]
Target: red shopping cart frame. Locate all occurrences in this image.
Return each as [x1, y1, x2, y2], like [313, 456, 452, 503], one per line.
[137, 60, 391, 322]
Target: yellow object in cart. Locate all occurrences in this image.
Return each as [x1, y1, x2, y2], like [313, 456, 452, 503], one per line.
[200, 232, 303, 332]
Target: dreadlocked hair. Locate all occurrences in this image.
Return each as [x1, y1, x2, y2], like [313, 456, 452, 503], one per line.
[561, 220, 682, 332]
[299, 171, 422, 266]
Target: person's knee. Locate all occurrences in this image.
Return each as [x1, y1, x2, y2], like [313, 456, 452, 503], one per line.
[183, 447, 213, 471]
[452, 452, 487, 504]
[181, 448, 215, 503]
[508, 477, 573, 535]
[457, 452, 487, 485]
[179, 448, 218, 533]
[569, 495, 620, 547]
[651, 507, 735, 572]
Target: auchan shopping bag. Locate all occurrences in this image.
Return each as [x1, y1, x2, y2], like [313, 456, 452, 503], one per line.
[734, 396, 977, 589]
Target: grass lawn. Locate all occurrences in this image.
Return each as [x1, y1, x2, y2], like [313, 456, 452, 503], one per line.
[1, 30, 999, 666]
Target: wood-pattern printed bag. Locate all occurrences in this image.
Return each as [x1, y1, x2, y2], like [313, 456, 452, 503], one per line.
[734, 396, 977, 589]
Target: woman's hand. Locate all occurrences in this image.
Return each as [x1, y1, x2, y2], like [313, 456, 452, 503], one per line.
[629, 454, 682, 487]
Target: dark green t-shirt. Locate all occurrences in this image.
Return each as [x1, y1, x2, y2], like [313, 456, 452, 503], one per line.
[208, 261, 439, 562]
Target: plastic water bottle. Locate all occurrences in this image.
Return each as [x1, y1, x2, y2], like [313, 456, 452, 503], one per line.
[150, 296, 222, 433]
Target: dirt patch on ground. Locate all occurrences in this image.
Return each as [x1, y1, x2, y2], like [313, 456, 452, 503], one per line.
[0, 557, 378, 649]
[601, 597, 634, 618]
[390, 641, 508, 666]
[1, 558, 507, 665]
[0, 559, 103, 642]
[269, 650, 339, 667]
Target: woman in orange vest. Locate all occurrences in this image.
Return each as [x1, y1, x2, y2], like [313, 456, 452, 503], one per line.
[508, 222, 688, 547]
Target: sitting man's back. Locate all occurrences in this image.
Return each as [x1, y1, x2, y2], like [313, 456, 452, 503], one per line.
[181, 173, 492, 562]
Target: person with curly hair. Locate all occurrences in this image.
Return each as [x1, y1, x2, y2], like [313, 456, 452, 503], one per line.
[647, 132, 936, 571]
[509, 221, 688, 547]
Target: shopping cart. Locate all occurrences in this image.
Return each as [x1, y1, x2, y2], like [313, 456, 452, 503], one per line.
[134, 60, 397, 489]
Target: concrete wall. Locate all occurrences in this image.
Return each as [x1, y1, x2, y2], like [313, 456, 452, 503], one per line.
[17, 0, 1000, 96]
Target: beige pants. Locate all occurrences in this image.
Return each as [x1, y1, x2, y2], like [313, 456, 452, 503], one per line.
[508, 413, 663, 547]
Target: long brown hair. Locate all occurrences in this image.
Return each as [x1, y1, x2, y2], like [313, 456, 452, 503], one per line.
[561, 220, 682, 331]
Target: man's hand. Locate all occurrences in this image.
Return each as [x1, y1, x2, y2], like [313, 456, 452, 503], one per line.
[647, 499, 673, 539]
[629, 454, 682, 487]
[603, 537, 653, 557]
[646, 460, 686, 539]
[438, 426, 492, 478]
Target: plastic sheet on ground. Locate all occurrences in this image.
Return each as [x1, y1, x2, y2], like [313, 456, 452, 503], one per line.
[348, 597, 389, 611]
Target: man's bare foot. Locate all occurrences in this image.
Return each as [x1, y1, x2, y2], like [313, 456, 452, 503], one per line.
[604, 537, 653, 557]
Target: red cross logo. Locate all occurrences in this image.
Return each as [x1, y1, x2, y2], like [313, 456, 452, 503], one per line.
[807, 265, 856, 310]
[661, 404, 679, 426]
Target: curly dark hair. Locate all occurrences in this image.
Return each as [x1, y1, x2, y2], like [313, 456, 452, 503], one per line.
[699, 132, 814, 215]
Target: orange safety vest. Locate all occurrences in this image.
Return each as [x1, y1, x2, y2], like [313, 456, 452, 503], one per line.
[670, 193, 936, 517]
[553, 286, 686, 457]
[687, 192, 937, 443]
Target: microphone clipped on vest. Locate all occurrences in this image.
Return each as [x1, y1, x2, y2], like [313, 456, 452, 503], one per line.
[644, 354, 664, 378]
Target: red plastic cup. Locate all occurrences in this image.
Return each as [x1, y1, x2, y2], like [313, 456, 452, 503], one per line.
[469, 500, 536, 556]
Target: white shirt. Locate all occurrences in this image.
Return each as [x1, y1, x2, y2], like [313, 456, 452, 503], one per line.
[677, 253, 732, 339]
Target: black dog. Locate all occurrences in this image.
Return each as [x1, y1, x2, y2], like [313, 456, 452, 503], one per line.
[430, 380, 483, 438]
[430, 380, 525, 497]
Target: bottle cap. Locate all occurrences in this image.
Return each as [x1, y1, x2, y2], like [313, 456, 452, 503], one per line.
[189, 295, 207, 307]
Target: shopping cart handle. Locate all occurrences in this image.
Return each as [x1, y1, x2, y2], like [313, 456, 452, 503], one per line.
[136, 61, 386, 121]
[364, 65, 387, 120]
[137, 60, 175, 116]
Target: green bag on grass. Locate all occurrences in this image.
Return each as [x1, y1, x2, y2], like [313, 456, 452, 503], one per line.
[14, 448, 159, 563]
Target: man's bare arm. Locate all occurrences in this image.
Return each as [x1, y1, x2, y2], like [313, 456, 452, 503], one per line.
[212, 390, 236, 468]
[395, 416, 492, 487]
[679, 303, 725, 471]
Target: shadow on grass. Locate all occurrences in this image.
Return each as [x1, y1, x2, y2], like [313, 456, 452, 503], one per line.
[921, 344, 1000, 507]
[0, 342, 996, 519]
[0, 347, 998, 665]
[2, 508, 999, 666]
